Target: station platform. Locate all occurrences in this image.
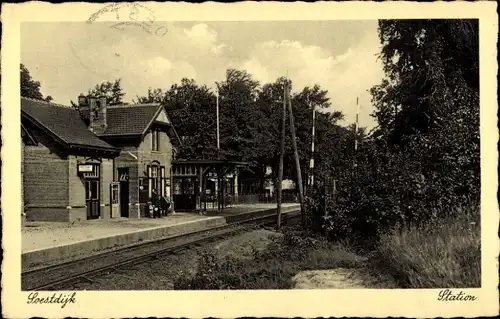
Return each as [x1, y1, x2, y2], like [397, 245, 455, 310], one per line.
[22, 203, 300, 270]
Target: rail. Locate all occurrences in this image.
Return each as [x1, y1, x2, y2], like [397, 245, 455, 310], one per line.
[22, 208, 301, 291]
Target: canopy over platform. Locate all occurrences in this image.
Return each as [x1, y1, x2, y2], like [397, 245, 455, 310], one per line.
[172, 159, 249, 211]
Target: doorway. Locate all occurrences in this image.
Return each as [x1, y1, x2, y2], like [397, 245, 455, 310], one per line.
[172, 177, 198, 211]
[118, 168, 130, 218]
[85, 179, 100, 219]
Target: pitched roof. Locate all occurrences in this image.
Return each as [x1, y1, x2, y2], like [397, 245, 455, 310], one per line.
[21, 97, 119, 153]
[99, 103, 182, 148]
[100, 104, 161, 136]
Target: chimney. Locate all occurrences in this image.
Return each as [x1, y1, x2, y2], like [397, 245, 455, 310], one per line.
[78, 93, 87, 107]
[76, 93, 92, 127]
[93, 95, 108, 134]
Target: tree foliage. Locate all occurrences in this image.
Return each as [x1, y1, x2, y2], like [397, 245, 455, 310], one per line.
[307, 19, 480, 241]
[20, 64, 53, 102]
[87, 79, 126, 106]
[133, 70, 348, 193]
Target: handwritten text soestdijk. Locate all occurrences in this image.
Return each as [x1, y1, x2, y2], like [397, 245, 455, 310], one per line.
[27, 292, 77, 308]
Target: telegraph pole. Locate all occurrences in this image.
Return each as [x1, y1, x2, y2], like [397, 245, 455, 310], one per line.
[287, 81, 305, 227]
[277, 80, 287, 229]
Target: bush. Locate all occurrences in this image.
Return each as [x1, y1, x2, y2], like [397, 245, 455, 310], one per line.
[174, 248, 294, 290]
[369, 202, 480, 288]
[305, 119, 480, 243]
[173, 227, 367, 290]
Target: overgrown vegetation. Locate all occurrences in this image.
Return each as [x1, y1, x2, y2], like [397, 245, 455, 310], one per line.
[370, 202, 481, 288]
[174, 227, 369, 290]
[303, 20, 480, 288]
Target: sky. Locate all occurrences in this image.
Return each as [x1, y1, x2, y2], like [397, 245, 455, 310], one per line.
[21, 20, 384, 128]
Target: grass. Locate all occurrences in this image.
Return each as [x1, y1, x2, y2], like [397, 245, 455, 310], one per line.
[369, 203, 481, 288]
[173, 226, 377, 290]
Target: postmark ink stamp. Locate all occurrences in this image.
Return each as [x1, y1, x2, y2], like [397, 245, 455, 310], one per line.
[87, 3, 167, 36]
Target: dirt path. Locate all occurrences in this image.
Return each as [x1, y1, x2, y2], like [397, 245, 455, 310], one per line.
[214, 228, 384, 289]
[292, 269, 369, 288]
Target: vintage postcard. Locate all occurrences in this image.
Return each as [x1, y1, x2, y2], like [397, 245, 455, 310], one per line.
[1, 1, 499, 318]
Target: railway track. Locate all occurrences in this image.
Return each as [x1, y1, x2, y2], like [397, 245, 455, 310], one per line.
[22, 210, 300, 291]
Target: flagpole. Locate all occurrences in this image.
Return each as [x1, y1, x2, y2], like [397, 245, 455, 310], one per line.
[216, 85, 220, 159]
[355, 97, 359, 151]
[215, 84, 220, 210]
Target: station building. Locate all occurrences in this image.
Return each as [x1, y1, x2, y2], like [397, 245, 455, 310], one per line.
[21, 95, 181, 222]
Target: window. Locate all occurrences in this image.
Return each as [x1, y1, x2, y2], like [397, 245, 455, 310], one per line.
[118, 168, 129, 181]
[148, 165, 160, 199]
[91, 181, 99, 200]
[160, 166, 166, 197]
[151, 166, 158, 191]
[184, 178, 195, 195]
[111, 183, 119, 204]
[152, 129, 160, 151]
[173, 178, 182, 195]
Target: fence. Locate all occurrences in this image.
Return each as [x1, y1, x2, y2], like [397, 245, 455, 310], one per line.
[224, 192, 299, 206]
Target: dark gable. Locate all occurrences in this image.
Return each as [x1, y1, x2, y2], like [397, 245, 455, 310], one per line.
[21, 97, 119, 153]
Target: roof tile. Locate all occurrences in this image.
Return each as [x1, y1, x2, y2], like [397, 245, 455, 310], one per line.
[99, 104, 161, 136]
[21, 97, 118, 151]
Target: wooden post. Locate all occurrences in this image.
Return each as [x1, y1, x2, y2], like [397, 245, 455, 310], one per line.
[287, 81, 305, 227]
[234, 168, 238, 205]
[216, 173, 220, 211]
[198, 167, 203, 211]
[221, 174, 225, 210]
[277, 81, 287, 229]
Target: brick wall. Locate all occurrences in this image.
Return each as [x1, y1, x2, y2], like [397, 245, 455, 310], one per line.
[23, 123, 72, 222]
[23, 145, 69, 221]
[23, 121, 117, 222]
[68, 155, 86, 212]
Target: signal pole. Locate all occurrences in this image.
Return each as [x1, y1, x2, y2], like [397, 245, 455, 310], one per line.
[287, 81, 305, 227]
[353, 97, 360, 170]
[308, 99, 316, 194]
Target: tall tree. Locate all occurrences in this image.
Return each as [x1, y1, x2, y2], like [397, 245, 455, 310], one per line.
[87, 79, 126, 105]
[136, 79, 218, 159]
[134, 88, 166, 104]
[371, 20, 479, 198]
[370, 19, 479, 145]
[20, 64, 53, 102]
[217, 69, 264, 163]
